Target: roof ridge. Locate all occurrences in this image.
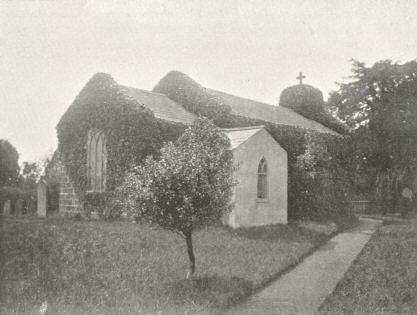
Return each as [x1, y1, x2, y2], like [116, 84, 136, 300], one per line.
[207, 88, 274, 107]
[207, 87, 320, 117]
[220, 125, 265, 132]
[119, 85, 168, 97]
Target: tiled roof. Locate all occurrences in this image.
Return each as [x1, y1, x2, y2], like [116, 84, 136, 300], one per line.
[120, 85, 195, 125]
[208, 89, 339, 136]
[222, 126, 265, 149]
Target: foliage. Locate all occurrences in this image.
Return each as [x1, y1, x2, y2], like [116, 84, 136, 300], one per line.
[1, 217, 331, 314]
[19, 161, 42, 191]
[327, 59, 417, 212]
[153, 71, 232, 125]
[291, 132, 355, 225]
[280, 84, 347, 134]
[281, 84, 325, 114]
[0, 139, 20, 187]
[318, 220, 417, 314]
[83, 192, 106, 216]
[56, 73, 185, 215]
[120, 118, 235, 275]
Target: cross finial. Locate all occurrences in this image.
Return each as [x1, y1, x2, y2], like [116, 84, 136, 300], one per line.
[296, 72, 306, 84]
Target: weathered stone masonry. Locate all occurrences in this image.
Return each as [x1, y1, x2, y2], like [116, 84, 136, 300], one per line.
[47, 158, 81, 215]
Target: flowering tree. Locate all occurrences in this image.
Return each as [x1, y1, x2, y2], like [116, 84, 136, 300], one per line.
[121, 118, 235, 277]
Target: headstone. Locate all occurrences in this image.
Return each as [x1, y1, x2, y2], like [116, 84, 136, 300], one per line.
[37, 180, 47, 217]
[3, 200, 11, 215]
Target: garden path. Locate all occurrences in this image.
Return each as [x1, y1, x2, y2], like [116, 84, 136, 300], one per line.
[227, 217, 381, 315]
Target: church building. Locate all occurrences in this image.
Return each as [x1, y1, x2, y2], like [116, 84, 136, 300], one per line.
[43, 71, 341, 227]
[222, 126, 287, 227]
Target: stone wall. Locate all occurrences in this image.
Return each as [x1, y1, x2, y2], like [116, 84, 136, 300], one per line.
[225, 129, 288, 228]
[46, 156, 82, 216]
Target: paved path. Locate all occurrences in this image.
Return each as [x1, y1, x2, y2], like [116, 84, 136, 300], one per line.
[227, 217, 381, 315]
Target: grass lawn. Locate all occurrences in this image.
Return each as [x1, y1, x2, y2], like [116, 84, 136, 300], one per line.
[318, 218, 417, 314]
[1, 216, 336, 315]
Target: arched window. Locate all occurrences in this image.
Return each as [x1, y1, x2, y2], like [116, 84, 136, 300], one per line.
[87, 129, 107, 192]
[257, 158, 268, 199]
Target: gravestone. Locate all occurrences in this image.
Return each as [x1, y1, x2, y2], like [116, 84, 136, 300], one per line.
[3, 200, 11, 215]
[37, 180, 47, 217]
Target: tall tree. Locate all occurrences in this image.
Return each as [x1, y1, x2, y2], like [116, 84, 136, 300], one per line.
[120, 118, 235, 277]
[327, 59, 417, 211]
[0, 139, 20, 187]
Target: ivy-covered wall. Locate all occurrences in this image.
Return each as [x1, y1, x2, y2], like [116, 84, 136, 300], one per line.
[56, 73, 186, 217]
[280, 84, 347, 134]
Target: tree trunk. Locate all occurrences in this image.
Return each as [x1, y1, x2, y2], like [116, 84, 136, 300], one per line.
[185, 232, 195, 278]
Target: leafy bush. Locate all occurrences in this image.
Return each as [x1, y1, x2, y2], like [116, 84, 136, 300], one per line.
[292, 132, 355, 226]
[83, 192, 106, 217]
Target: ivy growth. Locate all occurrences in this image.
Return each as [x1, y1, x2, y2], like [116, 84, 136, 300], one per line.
[57, 73, 186, 216]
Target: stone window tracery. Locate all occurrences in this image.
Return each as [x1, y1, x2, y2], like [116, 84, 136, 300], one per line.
[87, 129, 107, 192]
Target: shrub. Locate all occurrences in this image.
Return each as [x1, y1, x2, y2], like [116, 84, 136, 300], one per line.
[83, 192, 106, 217]
[291, 132, 355, 226]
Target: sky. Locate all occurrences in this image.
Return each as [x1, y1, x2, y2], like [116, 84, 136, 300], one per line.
[1, 0, 416, 163]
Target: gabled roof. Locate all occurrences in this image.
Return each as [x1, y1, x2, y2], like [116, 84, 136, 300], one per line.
[120, 85, 195, 124]
[208, 88, 339, 136]
[222, 126, 266, 149]
[153, 71, 340, 135]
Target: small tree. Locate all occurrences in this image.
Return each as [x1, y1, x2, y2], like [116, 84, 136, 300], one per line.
[121, 118, 235, 277]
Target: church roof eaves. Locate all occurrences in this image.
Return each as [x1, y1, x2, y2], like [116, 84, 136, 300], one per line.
[222, 126, 266, 150]
[207, 88, 340, 136]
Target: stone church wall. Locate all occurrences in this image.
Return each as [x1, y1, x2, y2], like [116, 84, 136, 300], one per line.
[226, 129, 287, 228]
[46, 157, 82, 215]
